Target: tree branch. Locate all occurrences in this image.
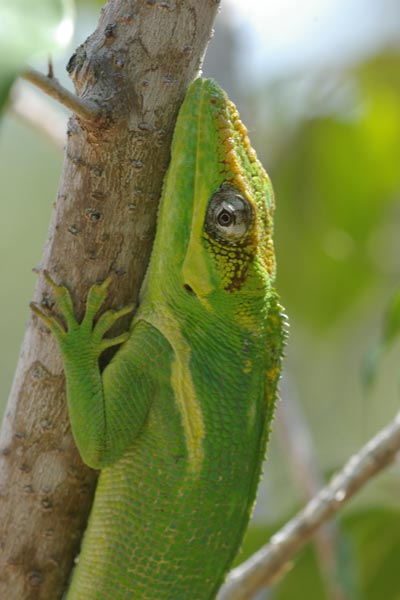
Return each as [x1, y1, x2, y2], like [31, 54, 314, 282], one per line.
[218, 410, 400, 600]
[0, 1, 220, 597]
[22, 68, 102, 122]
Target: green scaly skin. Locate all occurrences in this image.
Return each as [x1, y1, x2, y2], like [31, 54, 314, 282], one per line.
[32, 78, 285, 599]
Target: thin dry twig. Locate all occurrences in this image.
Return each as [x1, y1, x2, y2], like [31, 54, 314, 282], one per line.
[22, 68, 102, 122]
[218, 411, 400, 600]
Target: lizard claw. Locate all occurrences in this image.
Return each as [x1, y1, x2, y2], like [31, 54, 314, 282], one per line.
[43, 269, 58, 291]
[30, 300, 67, 341]
[93, 304, 135, 343]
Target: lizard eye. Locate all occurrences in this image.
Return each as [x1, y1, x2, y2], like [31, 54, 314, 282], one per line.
[205, 184, 252, 244]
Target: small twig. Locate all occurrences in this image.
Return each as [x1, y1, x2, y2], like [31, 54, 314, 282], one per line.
[48, 56, 54, 79]
[218, 411, 400, 600]
[11, 82, 67, 149]
[22, 68, 102, 122]
[276, 384, 324, 501]
[276, 390, 346, 600]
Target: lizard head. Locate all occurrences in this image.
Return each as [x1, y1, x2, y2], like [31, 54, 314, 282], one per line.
[181, 79, 275, 301]
[147, 78, 276, 321]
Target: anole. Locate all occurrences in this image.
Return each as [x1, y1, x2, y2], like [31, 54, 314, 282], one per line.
[32, 78, 285, 599]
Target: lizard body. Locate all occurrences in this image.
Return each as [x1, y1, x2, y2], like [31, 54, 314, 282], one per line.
[32, 78, 285, 599]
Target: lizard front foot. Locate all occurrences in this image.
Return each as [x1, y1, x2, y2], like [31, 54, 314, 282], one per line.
[30, 271, 134, 357]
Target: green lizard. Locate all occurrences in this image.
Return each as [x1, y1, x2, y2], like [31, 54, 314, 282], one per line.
[31, 78, 285, 599]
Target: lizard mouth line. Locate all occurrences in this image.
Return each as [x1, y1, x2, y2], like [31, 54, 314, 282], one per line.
[183, 284, 195, 295]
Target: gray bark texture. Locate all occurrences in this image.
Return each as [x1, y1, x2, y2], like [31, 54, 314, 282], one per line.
[0, 1, 220, 597]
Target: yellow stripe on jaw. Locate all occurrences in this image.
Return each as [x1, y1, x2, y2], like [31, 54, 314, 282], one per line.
[170, 348, 205, 474]
[140, 306, 205, 474]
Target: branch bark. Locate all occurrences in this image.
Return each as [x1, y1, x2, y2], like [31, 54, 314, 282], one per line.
[217, 410, 400, 600]
[0, 1, 219, 598]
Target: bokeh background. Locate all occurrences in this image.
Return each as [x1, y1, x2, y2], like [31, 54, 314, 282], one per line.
[1, 0, 400, 598]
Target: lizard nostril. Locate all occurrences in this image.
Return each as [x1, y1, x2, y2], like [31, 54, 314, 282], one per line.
[183, 284, 195, 295]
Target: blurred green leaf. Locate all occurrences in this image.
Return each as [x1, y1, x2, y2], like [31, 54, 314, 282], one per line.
[0, 76, 14, 114]
[382, 289, 400, 347]
[270, 53, 400, 330]
[362, 288, 400, 389]
[361, 345, 384, 390]
[345, 507, 400, 600]
[0, 0, 75, 112]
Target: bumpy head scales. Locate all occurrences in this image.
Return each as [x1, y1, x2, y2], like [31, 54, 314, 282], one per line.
[145, 78, 276, 303]
[189, 78, 276, 295]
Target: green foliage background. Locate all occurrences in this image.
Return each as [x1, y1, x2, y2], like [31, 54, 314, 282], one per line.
[1, 1, 400, 598]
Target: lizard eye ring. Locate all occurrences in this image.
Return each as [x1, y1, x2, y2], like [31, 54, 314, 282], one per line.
[205, 184, 252, 244]
[216, 209, 235, 227]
